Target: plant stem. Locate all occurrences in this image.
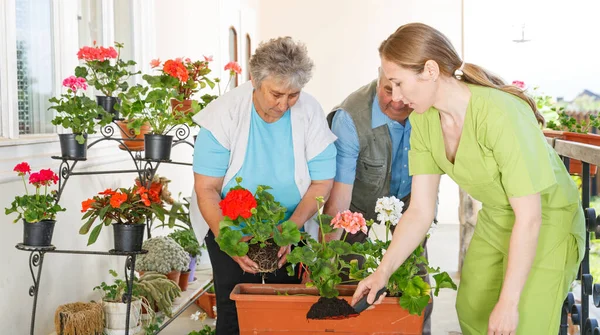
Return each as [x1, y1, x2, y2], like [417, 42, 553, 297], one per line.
[386, 221, 389, 242]
[223, 75, 233, 94]
[371, 225, 380, 240]
[22, 176, 28, 195]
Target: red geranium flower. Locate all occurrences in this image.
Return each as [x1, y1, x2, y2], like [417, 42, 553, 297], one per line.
[38, 169, 59, 185]
[163, 59, 189, 82]
[13, 162, 31, 176]
[28, 172, 41, 185]
[219, 189, 257, 219]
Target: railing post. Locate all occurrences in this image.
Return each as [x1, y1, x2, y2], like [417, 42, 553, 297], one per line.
[582, 163, 591, 328]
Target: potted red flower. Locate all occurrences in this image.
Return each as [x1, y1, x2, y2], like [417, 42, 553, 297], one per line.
[146, 57, 217, 122]
[79, 184, 167, 252]
[215, 177, 301, 273]
[5, 162, 65, 246]
[75, 41, 140, 119]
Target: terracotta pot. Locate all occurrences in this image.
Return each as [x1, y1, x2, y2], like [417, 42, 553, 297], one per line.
[230, 284, 424, 334]
[562, 132, 600, 175]
[165, 270, 181, 284]
[178, 271, 190, 291]
[195, 291, 217, 319]
[116, 120, 150, 151]
[171, 99, 194, 115]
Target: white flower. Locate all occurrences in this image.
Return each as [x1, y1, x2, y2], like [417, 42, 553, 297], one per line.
[375, 196, 404, 226]
[190, 310, 201, 321]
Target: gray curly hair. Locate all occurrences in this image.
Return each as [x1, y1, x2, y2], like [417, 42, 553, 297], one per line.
[249, 37, 314, 89]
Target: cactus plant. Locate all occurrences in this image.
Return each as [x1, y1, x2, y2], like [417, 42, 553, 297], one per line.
[137, 271, 181, 317]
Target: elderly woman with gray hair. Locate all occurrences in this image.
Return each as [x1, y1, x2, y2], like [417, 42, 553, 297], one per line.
[191, 37, 337, 334]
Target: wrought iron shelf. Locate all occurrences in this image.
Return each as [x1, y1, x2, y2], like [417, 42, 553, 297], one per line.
[17, 121, 199, 335]
[15, 245, 148, 335]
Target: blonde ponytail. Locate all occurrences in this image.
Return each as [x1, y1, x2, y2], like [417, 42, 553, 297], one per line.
[461, 63, 544, 125]
[379, 23, 544, 125]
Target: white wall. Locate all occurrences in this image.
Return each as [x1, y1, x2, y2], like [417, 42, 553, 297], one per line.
[257, 0, 462, 113]
[154, 0, 259, 94]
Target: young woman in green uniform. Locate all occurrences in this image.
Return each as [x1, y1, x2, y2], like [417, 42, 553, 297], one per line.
[352, 23, 585, 335]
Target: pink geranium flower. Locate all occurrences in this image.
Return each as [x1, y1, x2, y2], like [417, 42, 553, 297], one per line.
[512, 80, 525, 89]
[62, 76, 88, 92]
[331, 210, 368, 235]
[224, 61, 242, 75]
[150, 58, 161, 68]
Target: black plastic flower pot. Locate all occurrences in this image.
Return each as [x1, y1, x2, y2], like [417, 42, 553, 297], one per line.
[96, 96, 120, 119]
[58, 133, 87, 159]
[144, 134, 173, 161]
[23, 219, 56, 247]
[113, 223, 145, 252]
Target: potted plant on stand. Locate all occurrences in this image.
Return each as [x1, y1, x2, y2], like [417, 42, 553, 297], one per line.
[168, 229, 201, 291]
[136, 236, 190, 285]
[94, 269, 144, 334]
[79, 184, 167, 252]
[136, 271, 181, 318]
[5, 163, 65, 247]
[118, 82, 179, 161]
[48, 76, 112, 159]
[215, 177, 302, 273]
[75, 42, 139, 119]
[147, 57, 219, 123]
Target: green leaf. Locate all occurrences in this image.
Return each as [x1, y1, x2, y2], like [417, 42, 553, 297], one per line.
[87, 224, 103, 246]
[432, 272, 457, 296]
[272, 221, 301, 246]
[399, 294, 430, 315]
[79, 215, 98, 234]
[328, 240, 352, 255]
[215, 228, 248, 257]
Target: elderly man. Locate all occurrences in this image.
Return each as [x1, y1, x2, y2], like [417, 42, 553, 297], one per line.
[325, 69, 433, 335]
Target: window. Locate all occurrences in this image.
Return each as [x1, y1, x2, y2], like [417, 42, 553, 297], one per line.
[246, 34, 251, 81]
[229, 27, 238, 89]
[16, 0, 55, 135]
[113, 1, 134, 71]
[77, 0, 103, 49]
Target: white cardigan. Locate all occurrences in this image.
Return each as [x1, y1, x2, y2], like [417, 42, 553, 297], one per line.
[189, 82, 337, 242]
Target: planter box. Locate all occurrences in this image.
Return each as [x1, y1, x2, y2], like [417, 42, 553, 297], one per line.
[544, 130, 600, 175]
[230, 284, 423, 335]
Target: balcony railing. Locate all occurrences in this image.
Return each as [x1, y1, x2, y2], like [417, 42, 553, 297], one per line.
[546, 137, 600, 334]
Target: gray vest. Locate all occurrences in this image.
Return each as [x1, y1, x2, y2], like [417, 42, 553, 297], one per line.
[328, 80, 394, 221]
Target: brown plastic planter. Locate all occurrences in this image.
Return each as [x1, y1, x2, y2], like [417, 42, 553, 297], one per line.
[562, 132, 600, 175]
[230, 284, 423, 334]
[195, 291, 216, 319]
